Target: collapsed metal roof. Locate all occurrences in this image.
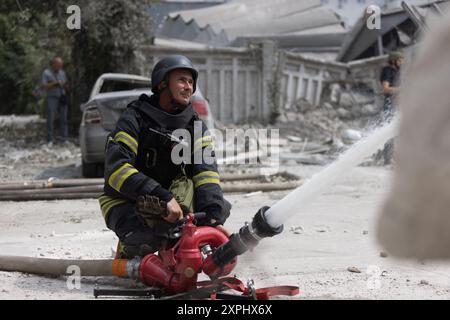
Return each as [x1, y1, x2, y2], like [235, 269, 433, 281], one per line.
[149, 1, 226, 36]
[337, 0, 450, 62]
[157, 0, 346, 49]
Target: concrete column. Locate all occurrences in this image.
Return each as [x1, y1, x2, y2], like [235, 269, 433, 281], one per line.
[286, 74, 293, 110]
[315, 66, 325, 107]
[206, 57, 212, 104]
[277, 51, 287, 111]
[260, 40, 277, 123]
[219, 69, 225, 122]
[232, 57, 239, 123]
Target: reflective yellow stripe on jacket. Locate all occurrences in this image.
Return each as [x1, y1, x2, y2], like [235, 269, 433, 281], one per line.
[193, 135, 213, 153]
[98, 194, 128, 220]
[108, 163, 139, 192]
[192, 171, 220, 189]
[114, 131, 138, 154]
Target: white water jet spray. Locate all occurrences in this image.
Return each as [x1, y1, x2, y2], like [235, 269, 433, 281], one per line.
[265, 116, 400, 228]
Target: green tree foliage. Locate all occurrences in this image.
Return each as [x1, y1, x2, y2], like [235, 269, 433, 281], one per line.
[69, 1, 155, 118]
[0, 0, 154, 120]
[0, 1, 64, 114]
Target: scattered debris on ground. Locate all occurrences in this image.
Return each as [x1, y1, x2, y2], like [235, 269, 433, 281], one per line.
[347, 267, 362, 274]
[3, 114, 438, 300]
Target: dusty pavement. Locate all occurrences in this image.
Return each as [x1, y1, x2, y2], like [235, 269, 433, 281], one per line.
[1, 160, 450, 300]
[1, 115, 449, 299]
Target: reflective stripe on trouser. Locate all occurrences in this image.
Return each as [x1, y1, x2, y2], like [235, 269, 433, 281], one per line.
[108, 163, 139, 192]
[192, 171, 220, 189]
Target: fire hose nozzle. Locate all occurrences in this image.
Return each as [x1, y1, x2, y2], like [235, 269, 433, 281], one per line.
[203, 206, 283, 278]
[246, 206, 284, 241]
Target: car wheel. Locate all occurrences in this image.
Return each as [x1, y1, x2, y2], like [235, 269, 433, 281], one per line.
[82, 161, 103, 178]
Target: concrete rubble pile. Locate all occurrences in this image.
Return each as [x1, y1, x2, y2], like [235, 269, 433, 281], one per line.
[266, 81, 385, 167]
[0, 116, 81, 181]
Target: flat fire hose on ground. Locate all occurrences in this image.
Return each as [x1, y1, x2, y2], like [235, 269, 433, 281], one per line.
[94, 277, 299, 300]
[1, 207, 300, 300]
[93, 207, 299, 300]
[197, 277, 299, 300]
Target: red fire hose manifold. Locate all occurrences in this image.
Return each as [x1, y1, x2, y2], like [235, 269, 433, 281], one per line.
[119, 214, 237, 294]
[0, 208, 298, 299]
[111, 207, 298, 298]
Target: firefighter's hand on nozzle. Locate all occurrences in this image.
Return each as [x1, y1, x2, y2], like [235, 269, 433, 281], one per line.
[164, 198, 184, 223]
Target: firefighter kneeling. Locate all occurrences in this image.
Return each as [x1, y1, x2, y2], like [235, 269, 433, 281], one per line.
[98, 55, 231, 258]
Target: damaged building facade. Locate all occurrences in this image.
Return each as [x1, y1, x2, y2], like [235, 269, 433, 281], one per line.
[135, 0, 449, 125]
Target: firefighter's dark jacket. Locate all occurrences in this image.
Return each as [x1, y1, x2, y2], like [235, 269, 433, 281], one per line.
[99, 94, 224, 225]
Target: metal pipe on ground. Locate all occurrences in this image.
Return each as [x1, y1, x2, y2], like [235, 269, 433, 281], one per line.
[222, 180, 303, 193]
[221, 171, 300, 182]
[0, 185, 103, 196]
[0, 178, 104, 191]
[0, 181, 303, 201]
[0, 172, 300, 192]
[0, 174, 258, 191]
[0, 192, 102, 201]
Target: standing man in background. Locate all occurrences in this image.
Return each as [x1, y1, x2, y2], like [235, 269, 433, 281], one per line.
[380, 51, 403, 120]
[379, 51, 403, 164]
[41, 56, 69, 147]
